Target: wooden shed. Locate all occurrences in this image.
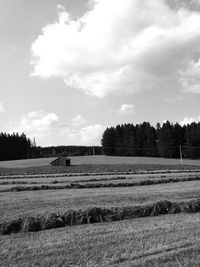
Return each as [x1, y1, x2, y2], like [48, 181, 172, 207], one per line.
[50, 156, 71, 166]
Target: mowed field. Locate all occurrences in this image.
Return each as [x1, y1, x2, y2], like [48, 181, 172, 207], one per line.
[0, 155, 200, 168]
[1, 156, 200, 266]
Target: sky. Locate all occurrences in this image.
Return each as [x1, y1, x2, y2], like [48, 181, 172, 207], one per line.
[0, 0, 200, 146]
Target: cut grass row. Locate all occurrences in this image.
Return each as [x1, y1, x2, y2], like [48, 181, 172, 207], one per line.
[2, 175, 200, 192]
[0, 175, 134, 184]
[0, 176, 126, 185]
[1, 172, 199, 184]
[1, 169, 199, 180]
[0, 171, 137, 179]
[1, 213, 200, 267]
[1, 198, 200, 235]
[2, 180, 200, 223]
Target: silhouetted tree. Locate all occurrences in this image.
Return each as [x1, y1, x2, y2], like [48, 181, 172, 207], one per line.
[101, 121, 200, 159]
[0, 132, 32, 160]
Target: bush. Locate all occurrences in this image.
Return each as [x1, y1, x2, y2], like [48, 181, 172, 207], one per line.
[0, 218, 22, 235]
[43, 213, 64, 229]
[22, 216, 43, 232]
[61, 210, 77, 225]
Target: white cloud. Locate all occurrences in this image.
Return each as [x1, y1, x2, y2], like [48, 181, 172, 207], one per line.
[79, 124, 105, 145]
[57, 4, 66, 12]
[71, 114, 87, 126]
[0, 102, 5, 113]
[119, 104, 134, 114]
[7, 110, 59, 140]
[180, 116, 200, 125]
[179, 59, 200, 93]
[6, 111, 104, 146]
[168, 0, 200, 10]
[192, 0, 200, 4]
[165, 95, 184, 103]
[31, 0, 200, 97]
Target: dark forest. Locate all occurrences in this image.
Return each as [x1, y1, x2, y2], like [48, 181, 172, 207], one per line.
[101, 121, 200, 159]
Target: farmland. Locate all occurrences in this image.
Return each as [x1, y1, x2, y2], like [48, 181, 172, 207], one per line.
[0, 155, 200, 169]
[1, 155, 200, 266]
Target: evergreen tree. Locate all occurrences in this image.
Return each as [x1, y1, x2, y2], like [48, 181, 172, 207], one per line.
[101, 127, 116, 155]
[0, 132, 32, 160]
[101, 121, 200, 159]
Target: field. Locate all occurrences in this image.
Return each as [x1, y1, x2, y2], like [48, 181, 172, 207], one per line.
[1, 155, 200, 168]
[1, 155, 200, 266]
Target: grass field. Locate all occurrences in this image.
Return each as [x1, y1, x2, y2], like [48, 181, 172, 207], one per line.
[0, 155, 200, 168]
[1, 156, 200, 266]
[2, 214, 200, 266]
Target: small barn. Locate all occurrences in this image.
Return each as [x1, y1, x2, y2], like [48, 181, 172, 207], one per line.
[50, 156, 71, 166]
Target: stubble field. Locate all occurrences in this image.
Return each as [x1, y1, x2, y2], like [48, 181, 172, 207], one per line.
[1, 155, 200, 266]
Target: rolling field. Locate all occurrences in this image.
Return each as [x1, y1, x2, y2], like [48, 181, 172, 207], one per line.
[1, 156, 200, 266]
[0, 155, 200, 169]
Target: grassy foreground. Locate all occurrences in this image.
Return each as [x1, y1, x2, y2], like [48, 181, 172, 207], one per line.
[1, 213, 200, 266]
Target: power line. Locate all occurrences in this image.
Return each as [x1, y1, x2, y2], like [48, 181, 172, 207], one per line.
[102, 145, 200, 150]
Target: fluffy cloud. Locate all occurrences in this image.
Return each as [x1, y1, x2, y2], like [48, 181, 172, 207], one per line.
[190, 0, 200, 5]
[180, 116, 200, 125]
[79, 124, 105, 145]
[179, 59, 200, 93]
[119, 104, 134, 114]
[31, 0, 200, 97]
[168, 0, 200, 10]
[165, 95, 184, 103]
[0, 102, 5, 113]
[20, 110, 59, 131]
[6, 110, 104, 146]
[71, 114, 87, 126]
[7, 110, 59, 143]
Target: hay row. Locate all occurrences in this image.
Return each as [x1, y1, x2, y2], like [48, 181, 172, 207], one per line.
[0, 169, 198, 180]
[1, 199, 200, 235]
[1, 175, 200, 192]
[0, 171, 136, 180]
[0, 176, 129, 185]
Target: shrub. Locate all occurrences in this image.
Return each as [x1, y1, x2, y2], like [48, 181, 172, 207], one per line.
[61, 210, 76, 225]
[43, 213, 64, 229]
[0, 218, 23, 235]
[22, 216, 43, 232]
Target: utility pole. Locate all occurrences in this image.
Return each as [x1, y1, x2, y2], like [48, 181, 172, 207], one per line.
[179, 145, 183, 165]
[93, 146, 95, 156]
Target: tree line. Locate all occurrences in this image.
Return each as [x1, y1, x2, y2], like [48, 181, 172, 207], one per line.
[35, 145, 103, 158]
[0, 132, 32, 161]
[0, 132, 103, 161]
[101, 121, 200, 159]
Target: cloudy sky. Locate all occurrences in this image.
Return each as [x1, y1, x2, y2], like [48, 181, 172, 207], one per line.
[0, 0, 200, 146]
